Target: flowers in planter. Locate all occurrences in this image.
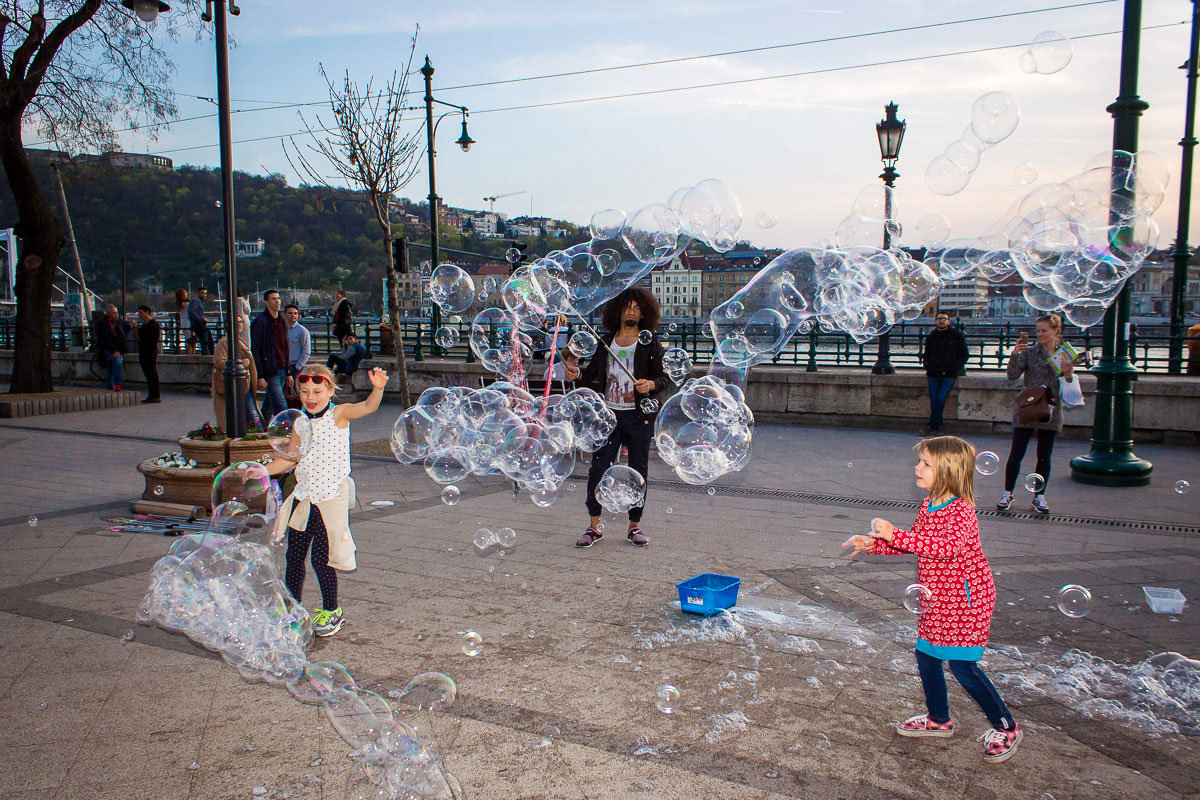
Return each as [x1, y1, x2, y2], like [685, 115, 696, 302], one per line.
[185, 422, 226, 441]
[154, 451, 198, 469]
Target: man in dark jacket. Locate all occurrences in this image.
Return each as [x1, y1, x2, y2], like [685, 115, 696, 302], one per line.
[96, 305, 126, 390]
[136, 305, 162, 403]
[188, 286, 213, 355]
[571, 286, 671, 549]
[332, 290, 353, 344]
[921, 311, 970, 435]
[250, 289, 290, 421]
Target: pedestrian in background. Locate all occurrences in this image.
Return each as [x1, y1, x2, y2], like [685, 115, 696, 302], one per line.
[136, 305, 161, 404]
[251, 289, 290, 421]
[189, 286, 213, 355]
[920, 312, 970, 436]
[174, 288, 191, 354]
[285, 303, 311, 409]
[97, 305, 125, 391]
[332, 289, 353, 345]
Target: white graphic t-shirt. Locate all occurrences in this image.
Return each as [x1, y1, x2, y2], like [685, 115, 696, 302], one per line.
[605, 342, 637, 410]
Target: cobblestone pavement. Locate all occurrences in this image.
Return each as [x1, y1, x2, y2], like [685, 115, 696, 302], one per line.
[0, 393, 1197, 800]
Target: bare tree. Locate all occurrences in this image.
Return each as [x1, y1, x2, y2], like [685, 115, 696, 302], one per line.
[0, 1, 202, 393]
[285, 35, 423, 408]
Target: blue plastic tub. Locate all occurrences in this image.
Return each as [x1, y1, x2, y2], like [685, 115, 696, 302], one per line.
[677, 573, 741, 616]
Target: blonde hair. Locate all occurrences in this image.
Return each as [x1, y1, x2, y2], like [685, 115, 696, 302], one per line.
[913, 435, 975, 505]
[297, 364, 340, 398]
[1036, 313, 1063, 347]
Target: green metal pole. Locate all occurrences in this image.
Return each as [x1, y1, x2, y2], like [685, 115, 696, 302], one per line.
[1168, 0, 1200, 374]
[421, 56, 442, 356]
[1070, 0, 1153, 486]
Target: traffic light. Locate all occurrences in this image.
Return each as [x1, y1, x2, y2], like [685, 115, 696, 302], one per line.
[505, 240, 527, 275]
[392, 239, 406, 274]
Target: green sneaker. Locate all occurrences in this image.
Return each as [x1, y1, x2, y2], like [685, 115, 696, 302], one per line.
[313, 607, 345, 638]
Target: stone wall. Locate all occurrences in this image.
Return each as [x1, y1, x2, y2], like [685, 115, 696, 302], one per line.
[3, 350, 1197, 443]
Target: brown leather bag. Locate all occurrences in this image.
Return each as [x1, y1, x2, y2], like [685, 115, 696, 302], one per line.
[1016, 385, 1053, 425]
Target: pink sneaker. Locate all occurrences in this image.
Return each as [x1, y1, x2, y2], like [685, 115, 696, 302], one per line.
[897, 714, 954, 738]
[980, 723, 1022, 763]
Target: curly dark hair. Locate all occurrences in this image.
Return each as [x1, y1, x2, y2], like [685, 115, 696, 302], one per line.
[600, 285, 660, 334]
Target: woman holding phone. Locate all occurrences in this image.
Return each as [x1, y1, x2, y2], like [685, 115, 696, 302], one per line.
[997, 313, 1078, 515]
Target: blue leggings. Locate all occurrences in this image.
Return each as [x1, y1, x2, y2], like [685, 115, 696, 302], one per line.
[916, 649, 1014, 730]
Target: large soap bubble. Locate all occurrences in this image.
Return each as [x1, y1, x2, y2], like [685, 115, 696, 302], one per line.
[970, 91, 1019, 146]
[915, 214, 951, 249]
[429, 263, 476, 314]
[596, 464, 646, 513]
[925, 155, 972, 196]
[655, 375, 753, 485]
[268, 408, 312, 460]
[212, 461, 272, 512]
[1020, 31, 1073, 75]
[589, 207, 626, 240]
[708, 249, 813, 369]
[662, 348, 693, 383]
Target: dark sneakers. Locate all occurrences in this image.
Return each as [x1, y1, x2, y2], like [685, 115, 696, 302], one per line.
[627, 527, 648, 547]
[576, 527, 603, 547]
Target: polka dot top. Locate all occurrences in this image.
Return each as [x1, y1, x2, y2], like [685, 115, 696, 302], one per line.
[294, 402, 350, 503]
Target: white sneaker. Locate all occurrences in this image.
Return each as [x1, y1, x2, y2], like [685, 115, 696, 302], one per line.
[996, 491, 1014, 511]
[1032, 495, 1050, 515]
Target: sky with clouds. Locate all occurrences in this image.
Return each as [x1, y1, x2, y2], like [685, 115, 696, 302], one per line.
[117, 0, 1197, 251]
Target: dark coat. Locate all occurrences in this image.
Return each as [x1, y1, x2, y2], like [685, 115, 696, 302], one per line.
[577, 331, 670, 418]
[96, 318, 125, 366]
[137, 319, 161, 359]
[923, 327, 970, 378]
[250, 310, 286, 377]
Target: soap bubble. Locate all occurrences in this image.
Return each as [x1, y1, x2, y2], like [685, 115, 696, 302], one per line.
[28, 515, 37, 527]
[754, 211, 777, 229]
[461, 631, 483, 656]
[638, 329, 654, 346]
[1024, 473, 1046, 493]
[662, 348, 693, 383]
[267, 408, 312, 460]
[1057, 584, 1092, 617]
[211, 461, 271, 512]
[395, 671, 457, 711]
[970, 91, 1019, 145]
[441, 485, 461, 506]
[597, 465, 646, 513]
[622, 202, 688, 265]
[708, 249, 813, 368]
[724, 301, 744, 320]
[1013, 161, 1039, 185]
[926, 155, 971, 196]
[1175, 480, 1190, 495]
[505, 247, 523, 264]
[1021, 31, 1073, 75]
[530, 485, 557, 507]
[590, 208, 626, 240]
[429, 263, 476, 314]
[655, 375, 754, 484]
[473, 528, 494, 550]
[640, 398, 659, 415]
[707, 487, 716, 496]
[975, 451, 999, 476]
[945, 139, 982, 173]
[915, 214, 951, 249]
[434, 326, 460, 348]
[655, 684, 679, 713]
[904, 583, 932, 614]
[497, 527, 517, 548]
[153, 485, 165, 496]
[568, 330, 598, 358]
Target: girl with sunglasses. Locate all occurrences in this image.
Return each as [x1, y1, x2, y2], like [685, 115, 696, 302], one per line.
[268, 363, 388, 637]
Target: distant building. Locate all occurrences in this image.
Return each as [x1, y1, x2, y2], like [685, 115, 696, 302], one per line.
[72, 150, 172, 170]
[651, 256, 701, 318]
[938, 276, 988, 316]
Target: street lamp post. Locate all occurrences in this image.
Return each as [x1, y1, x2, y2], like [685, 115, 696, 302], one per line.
[872, 101, 906, 376]
[419, 56, 474, 356]
[1070, 0, 1154, 486]
[125, 0, 247, 436]
[1168, 0, 1200, 374]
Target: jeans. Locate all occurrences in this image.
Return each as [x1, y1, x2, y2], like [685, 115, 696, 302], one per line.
[139, 354, 159, 399]
[260, 372, 287, 422]
[585, 409, 652, 523]
[916, 649, 1014, 730]
[193, 325, 214, 355]
[245, 391, 262, 428]
[326, 354, 362, 377]
[926, 376, 956, 429]
[105, 353, 124, 389]
[1004, 427, 1057, 493]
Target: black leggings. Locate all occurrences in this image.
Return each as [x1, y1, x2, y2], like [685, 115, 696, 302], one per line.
[586, 409, 652, 523]
[1004, 427, 1057, 493]
[284, 506, 338, 611]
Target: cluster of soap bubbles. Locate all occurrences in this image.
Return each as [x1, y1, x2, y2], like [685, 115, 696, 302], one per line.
[1020, 31, 1073, 75]
[926, 91, 1020, 196]
[473, 526, 517, 552]
[654, 375, 753, 485]
[390, 384, 615, 507]
[597, 465, 645, 513]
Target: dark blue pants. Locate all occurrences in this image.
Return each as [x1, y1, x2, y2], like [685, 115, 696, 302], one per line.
[585, 409, 652, 523]
[926, 376, 956, 429]
[916, 649, 1013, 730]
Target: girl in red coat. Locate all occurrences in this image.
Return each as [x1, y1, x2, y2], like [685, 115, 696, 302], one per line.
[844, 435, 1022, 763]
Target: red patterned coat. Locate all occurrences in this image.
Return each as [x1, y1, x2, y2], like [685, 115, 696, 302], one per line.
[870, 496, 996, 661]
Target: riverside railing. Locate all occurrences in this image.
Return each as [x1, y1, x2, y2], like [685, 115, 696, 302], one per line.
[2, 314, 1196, 375]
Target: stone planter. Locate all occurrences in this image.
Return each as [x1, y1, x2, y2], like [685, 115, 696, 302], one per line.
[227, 437, 278, 466]
[178, 436, 228, 466]
[138, 459, 222, 507]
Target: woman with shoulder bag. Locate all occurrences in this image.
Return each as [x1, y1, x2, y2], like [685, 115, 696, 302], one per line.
[997, 313, 1077, 515]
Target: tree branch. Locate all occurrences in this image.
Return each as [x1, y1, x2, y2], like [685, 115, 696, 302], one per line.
[22, 0, 101, 99]
[7, 4, 44, 84]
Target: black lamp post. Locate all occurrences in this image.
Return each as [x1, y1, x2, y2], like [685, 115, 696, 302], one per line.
[1168, 0, 1200, 374]
[872, 101, 906, 376]
[126, 0, 247, 435]
[419, 56, 473, 355]
[1070, 0, 1153, 486]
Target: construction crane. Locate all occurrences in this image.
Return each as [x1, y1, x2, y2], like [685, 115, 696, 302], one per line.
[483, 190, 526, 213]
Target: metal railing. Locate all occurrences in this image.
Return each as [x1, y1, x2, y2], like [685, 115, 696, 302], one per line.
[2, 314, 1197, 375]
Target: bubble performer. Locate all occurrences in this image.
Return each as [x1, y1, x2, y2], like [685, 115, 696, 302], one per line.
[571, 287, 670, 548]
[266, 364, 389, 637]
[843, 436, 1022, 764]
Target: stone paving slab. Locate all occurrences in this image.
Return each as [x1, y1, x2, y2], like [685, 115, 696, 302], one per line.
[0, 392, 1196, 799]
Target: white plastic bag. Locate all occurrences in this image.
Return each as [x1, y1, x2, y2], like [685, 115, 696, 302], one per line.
[1059, 376, 1085, 409]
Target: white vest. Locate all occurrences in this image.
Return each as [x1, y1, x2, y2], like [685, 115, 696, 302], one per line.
[294, 403, 350, 503]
